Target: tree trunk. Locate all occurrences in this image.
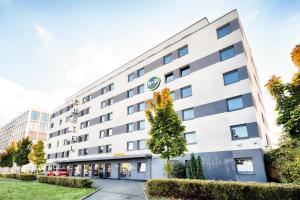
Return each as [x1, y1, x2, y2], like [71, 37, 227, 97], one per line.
[19, 166, 22, 174]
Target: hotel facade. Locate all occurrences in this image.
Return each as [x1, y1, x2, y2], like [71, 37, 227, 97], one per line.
[46, 10, 270, 182]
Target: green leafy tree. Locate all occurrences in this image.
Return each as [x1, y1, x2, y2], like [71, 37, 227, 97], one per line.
[0, 142, 16, 173]
[14, 137, 32, 173]
[187, 153, 205, 179]
[145, 88, 187, 177]
[265, 44, 300, 140]
[28, 140, 46, 173]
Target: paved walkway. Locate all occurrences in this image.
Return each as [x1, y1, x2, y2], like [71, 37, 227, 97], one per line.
[86, 179, 146, 200]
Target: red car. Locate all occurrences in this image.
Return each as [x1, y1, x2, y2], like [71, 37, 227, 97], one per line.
[48, 168, 69, 176]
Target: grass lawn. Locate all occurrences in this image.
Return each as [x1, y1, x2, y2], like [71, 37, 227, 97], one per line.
[0, 177, 95, 200]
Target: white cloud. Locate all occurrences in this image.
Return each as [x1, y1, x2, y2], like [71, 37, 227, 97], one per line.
[34, 24, 54, 44]
[0, 77, 67, 126]
[63, 44, 120, 86]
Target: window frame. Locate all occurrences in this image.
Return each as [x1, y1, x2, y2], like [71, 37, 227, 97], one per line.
[137, 162, 147, 173]
[219, 45, 236, 61]
[223, 69, 240, 85]
[163, 53, 173, 64]
[180, 65, 191, 77]
[127, 123, 134, 133]
[181, 85, 192, 98]
[127, 141, 134, 151]
[230, 124, 249, 140]
[217, 23, 232, 39]
[137, 68, 145, 77]
[178, 45, 189, 58]
[128, 73, 134, 82]
[127, 105, 135, 115]
[235, 158, 255, 174]
[226, 96, 244, 111]
[165, 72, 174, 83]
[184, 132, 197, 145]
[182, 108, 195, 121]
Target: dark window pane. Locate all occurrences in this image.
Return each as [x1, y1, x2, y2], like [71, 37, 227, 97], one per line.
[137, 68, 145, 77]
[227, 96, 243, 111]
[180, 66, 190, 77]
[220, 46, 235, 61]
[128, 73, 134, 82]
[217, 24, 232, 39]
[164, 54, 173, 64]
[128, 106, 134, 115]
[231, 125, 248, 139]
[178, 46, 188, 57]
[165, 73, 174, 83]
[181, 86, 192, 98]
[223, 70, 239, 85]
[183, 108, 194, 120]
[127, 89, 134, 98]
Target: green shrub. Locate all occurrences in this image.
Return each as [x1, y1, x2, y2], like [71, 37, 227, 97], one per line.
[170, 161, 186, 178]
[15, 173, 36, 181]
[0, 173, 16, 179]
[37, 175, 92, 188]
[147, 179, 300, 200]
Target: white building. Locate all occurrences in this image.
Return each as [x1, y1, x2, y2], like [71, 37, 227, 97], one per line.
[46, 10, 270, 182]
[0, 109, 50, 173]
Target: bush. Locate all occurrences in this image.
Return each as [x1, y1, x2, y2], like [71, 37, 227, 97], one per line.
[0, 173, 16, 179]
[147, 179, 300, 200]
[15, 173, 36, 181]
[37, 176, 92, 188]
[170, 161, 186, 178]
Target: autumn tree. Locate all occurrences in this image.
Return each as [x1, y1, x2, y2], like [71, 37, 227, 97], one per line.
[265, 44, 300, 140]
[0, 142, 16, 173]
[29, 140, 46, 173]
[145, 88, 186, 177]
[14, 137, 32, 173]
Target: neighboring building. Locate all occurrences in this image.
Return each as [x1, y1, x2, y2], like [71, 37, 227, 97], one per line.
[0, 109, 50, 173]
[46, 10, 270, 182]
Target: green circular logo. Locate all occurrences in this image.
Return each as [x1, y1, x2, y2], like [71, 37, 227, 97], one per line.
[147, 76, 161, 91]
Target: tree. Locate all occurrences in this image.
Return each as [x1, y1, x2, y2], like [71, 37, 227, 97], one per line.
[0, 142, 16, 173]
[187, 153, 205, 179]
[265, 44, 300, 140]
[14, 137, 32, 173]
[145, 88, 187, 176]
[28, 140, 46, 173]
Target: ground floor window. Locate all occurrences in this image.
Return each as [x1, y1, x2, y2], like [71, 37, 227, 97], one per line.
[73, 165, 82, 176]
[235, 158, 254, 174]
[120, 163, 132, 178]
[137, 162, 146, 173]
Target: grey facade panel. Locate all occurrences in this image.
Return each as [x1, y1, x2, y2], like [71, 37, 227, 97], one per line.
[247, 122, 260, 138]
[112, 124, 126, 135]
[194, 99, 227, 118]
[238, 65, 248, 81]
[234, 41, 244, 55]
[242, 93, 254, 108]
[230, 18, 240, 32]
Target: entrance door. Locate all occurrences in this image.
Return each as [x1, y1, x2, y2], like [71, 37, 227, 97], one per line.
[105, 163, 111, 178]
[119, 163, 132, 179]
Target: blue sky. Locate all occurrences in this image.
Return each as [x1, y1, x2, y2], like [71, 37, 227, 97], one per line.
[0, 0, 299, 144]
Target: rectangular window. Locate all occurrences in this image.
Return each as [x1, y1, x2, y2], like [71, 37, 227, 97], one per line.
[165, 73, 174, 83]
[106, 145, 112, 153]
[138, 102, 146, 112]
[61, 152, 65, 158]
[98, 146, 104, 153]
[170, 91, 176, 100]
[178, 46, 188, 57]
[108, 98, 114, 106]
[107, 113, 113, 121]
[78, 149, 82, 156]
[40, 113, 49, 122]
[231, 125, 248, 139]
[163, 54, 173, 64]
[220, 46, 235, 61]
[127, 89, 134, 98]
[185, 132, 197, 144]
[99, 115, 105, 123]
[83, 148, 88, 155]
[84, 134, 89, 141]
[128, 73, 134, 82]
[127, 141, 134, 151]
[137, 85, 144, 94]
[66, 151, 70, 158]
[31, 111, 40, 121]
[235, 158, 254, 174]
[181, 86, 192, 98]
[47, 154, 50, 159]
[108, 83, 114, 91]
[223, 69, 239, 85]
[137, 68, 145, 77]
[180, 66, 190, 77]
[138, 140, 146, 150]
[101, 87, 107, 95]
[217, 23, 232, 39]
[127, 123, 134, 132]
[183, 108, 194, 121]
[100, 130, 105, 138]
[137, 162, 146, 173]
[137, 120, 145, 130]
[47, 143, 51, 149]
[127, 105, 134, 115]
[55, 153, 58, 159]
[107, 128, 113, 136]
[227, 96, 244, 111]
[101, 101, 106, 108]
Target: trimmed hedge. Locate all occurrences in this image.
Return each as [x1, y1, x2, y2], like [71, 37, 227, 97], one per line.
[147, 179, 300, 200]
[37, 176, 92, 188]
[0, 173, 17, 179]
[16, 173, 36, 181]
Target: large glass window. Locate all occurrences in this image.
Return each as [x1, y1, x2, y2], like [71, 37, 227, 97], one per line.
[127, 105, 134, 115]
[99, 130, 105, 138]
[217, 23, 232, 39]
[106, 145, 112, 153]
[170, 91, 176, 100]
[39, 123, 48, 131]
[137, 68, 145, 77]
[138, 102, 146, 112]
[108, 98, 114, 106]
[127, 89, 134, 98]
[235, 158, 254, 174]
[31, 111, 40, 121]
[127, 123, 134, 132]
[231, 125, 248, 139]
[227, 96, 244, 111]
[178, 46, 188, 57]
[223, 69, 239, 85]
[220, 46, 236, 61]
[40, 113, 49, 122]
[138, 85, 144, 94]
[163, 54, 173, 64]
[165, 73, 174, 83]
[30, 122, 39, 131]
[138, 140, 146, 150]
[108, 128, 113, 136]
[107, 113, 113, 121]
[181, 86, 192, 98]
[183, 108, 194, 121]
[98, 146, 104, 153]
[185, 132, 197, 144]
[127, 141, 134, 151]
[109, 83, 114, 91]
[180, 66, 190, 77]
[128, 73, 134, 82]
[137, 162, 146, 173]
[138, 120, 145, 130]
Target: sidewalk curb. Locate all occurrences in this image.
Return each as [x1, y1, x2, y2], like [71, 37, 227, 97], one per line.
[81, 187, 102, 200]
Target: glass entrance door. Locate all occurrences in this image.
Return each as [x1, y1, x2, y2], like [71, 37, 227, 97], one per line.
[105, 163, 111, 178]
[119, 163, 132, 179]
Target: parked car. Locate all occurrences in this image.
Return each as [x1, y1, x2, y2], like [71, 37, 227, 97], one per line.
[48, 168, 69, 176]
